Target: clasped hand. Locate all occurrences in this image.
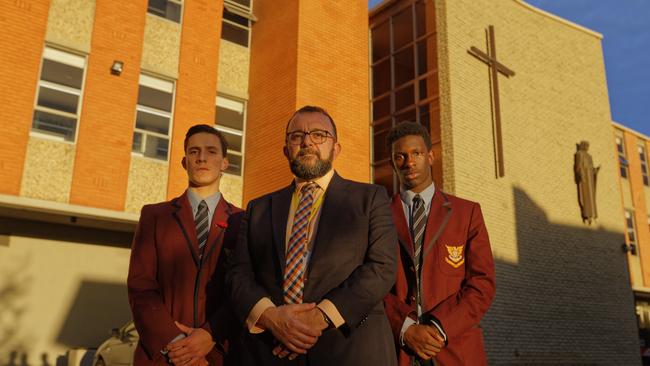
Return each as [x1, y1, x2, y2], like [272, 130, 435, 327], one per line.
[403, 324, 445, 360]
[165, 322, 215, 366]
[259, 303, 329, 360]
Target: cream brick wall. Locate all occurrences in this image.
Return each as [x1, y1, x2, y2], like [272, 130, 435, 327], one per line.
[141, 14, 181, 79]
[124, 156, 169, 214]
[217, 40, 250, 98]
[437, 0, 639, 363]
[20, 137, 75, 203]
[221, 173, 243, 208]
[45, 0, 95, 53]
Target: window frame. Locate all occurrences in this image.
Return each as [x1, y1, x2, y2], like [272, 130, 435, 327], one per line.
[31, 45, 87, 143]
[639, 144, 649, 186]
[616, 135, 629, 179]
[215, 94, 247, 176]
[625, 210, 637, 245]
[132, 73, 176, 162]
[221, 0, 256, 48]
[370, 0, 437, 193]
[147, 0, 184, 24]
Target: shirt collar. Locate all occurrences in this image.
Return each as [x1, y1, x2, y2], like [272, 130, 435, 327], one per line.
[293, 169, 335, 193]
[187, 188, 222, 216]
[400, 182, 435, 207]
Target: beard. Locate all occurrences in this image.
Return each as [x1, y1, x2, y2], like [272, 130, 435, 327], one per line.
[289, 147, 333, 180]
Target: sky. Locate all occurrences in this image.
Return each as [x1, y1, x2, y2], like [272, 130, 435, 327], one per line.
[368, 0, 650, 136]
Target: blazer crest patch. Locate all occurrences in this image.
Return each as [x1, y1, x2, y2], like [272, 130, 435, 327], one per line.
[444, 245, 465, 268]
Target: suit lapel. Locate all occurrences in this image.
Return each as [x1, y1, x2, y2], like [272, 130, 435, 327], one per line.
[309, 173, 346, 266]
[304, 173, 347, 301]
[202, 197, 232, 264]
[422, 190, 452, 258]
[171, 191, 200, 267]
[271, 184, 294, 271]
[391, 194, 414, 261]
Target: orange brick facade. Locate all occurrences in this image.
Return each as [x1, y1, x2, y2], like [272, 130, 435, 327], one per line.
[621, 129, 650, 285]
[69, 1, 147, 210]
[0, 0, 51, 195]
[167, 0, 224, 198]
[242, 0, 299, 203]
[243, 1, 370, 203]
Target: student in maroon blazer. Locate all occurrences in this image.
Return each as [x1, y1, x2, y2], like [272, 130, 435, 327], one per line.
[383, 122, 496, 366]
[128, 125, 243, 366]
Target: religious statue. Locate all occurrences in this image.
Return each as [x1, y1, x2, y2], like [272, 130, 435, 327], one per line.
[574, 141, 600, 224]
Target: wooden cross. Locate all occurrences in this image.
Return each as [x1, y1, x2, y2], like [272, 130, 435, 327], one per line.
[468, 25, 515, 178]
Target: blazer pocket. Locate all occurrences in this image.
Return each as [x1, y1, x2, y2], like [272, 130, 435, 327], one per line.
[436, 239, 466, 276]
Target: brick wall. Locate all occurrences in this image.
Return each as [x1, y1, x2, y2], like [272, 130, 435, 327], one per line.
[622, 129, 650, 287]
[243, 1, 370, 204]
[167, 0, 224, 199]
[0, 0, 51, 195]
[436, 0, 639, 363]
[68, 1, 147, 210]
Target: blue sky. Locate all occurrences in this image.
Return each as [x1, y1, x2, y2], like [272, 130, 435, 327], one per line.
[368, 0, 650, 136]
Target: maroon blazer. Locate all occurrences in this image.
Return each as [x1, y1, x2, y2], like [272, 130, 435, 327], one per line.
[127, 191, 243, 366]
[384, 191, 496, 366]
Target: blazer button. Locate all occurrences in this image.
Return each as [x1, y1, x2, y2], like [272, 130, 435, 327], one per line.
[410, 295, 416, 302]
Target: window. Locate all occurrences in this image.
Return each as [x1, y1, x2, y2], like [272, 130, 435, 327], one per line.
[215, 95, 246, 175]
[132, 75, 174, 161]
[370, 0, 437, 194]
[32, 47, 86, 142]
[626, 210, 637, 245]
[616, 135, 629, 178]
[148, 0, 182, 23]
[222, 0, 254, 47]
[639, 145, 649, 186]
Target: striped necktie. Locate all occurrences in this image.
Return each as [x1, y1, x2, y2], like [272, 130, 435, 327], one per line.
[195, 200, 209, 254]
[412, 194, 426, 272]
[283, 183, 318, 304]
[412, 194, 433, 366]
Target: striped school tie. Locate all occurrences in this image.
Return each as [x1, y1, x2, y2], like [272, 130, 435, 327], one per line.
[195, 200, 209, 255]
[412, 194, 426, 276]
[283, 183, 317, 304]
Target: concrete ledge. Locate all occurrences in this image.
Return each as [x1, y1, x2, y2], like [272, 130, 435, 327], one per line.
[0, 194, 138, 232]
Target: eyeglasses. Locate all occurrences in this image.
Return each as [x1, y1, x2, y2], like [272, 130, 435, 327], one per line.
[286, 130, 334, 145]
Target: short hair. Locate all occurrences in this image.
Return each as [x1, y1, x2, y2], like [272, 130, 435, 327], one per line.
[184, 124, 228, 157]
[285, 105, 338, 140]
[386, 121, 433, 151]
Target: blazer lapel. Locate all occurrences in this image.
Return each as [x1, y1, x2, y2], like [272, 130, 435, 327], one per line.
[391, 194, 414, 261]
[171, 191, 200, 267]
[422, 190, 452, 258]
[271, 184, 294, 271]
[201, 196, 232, 264]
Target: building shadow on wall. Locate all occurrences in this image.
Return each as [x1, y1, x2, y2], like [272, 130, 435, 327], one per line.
[0, 217, 132, 365]
[0, 257, 33, 366]
[56, 280, 132, 349]
[481, 187, 639, 365]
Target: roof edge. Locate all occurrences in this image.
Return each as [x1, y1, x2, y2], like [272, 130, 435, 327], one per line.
[516, 0, 603, 39]
[613, 121, 650, 141]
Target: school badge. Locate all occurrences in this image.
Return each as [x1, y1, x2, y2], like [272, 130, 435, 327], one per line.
[445, 245, 465, 268]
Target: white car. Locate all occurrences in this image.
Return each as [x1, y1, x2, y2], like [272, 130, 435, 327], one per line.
[93, 322, 138, 366]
